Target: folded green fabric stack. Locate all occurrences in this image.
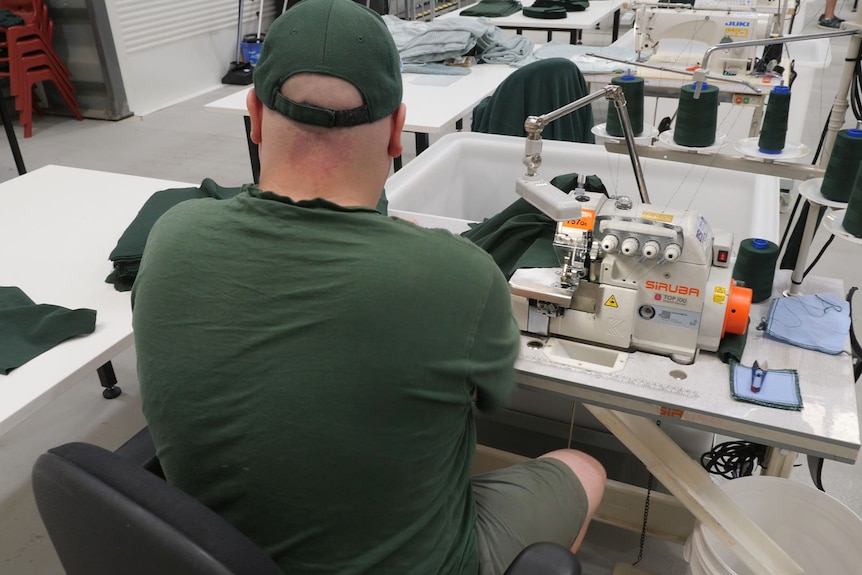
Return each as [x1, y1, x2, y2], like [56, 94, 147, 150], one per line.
[106, 178, 243, 292]
[529, 0, 589, 11]
[461, 0, 522, 17]
[522, 6, 567, 18]
[0, 287, 96, 375]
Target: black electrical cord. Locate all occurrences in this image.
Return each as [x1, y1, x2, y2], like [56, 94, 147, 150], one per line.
[850, 41, 862, 122]
[802, 233, 835, 279]
[700, 441, 768, 479]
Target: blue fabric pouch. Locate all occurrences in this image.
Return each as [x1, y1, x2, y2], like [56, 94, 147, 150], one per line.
[765, 293, 850, 355]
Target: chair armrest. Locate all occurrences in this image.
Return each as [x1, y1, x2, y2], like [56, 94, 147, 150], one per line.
[503, 541, 581, 575]
[114, 427, 164, 478]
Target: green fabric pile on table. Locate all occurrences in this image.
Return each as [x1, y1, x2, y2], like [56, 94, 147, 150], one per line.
[523, 0, 589, 18]
[106, 179, 243, 292]
[460, 0, 522, 17]
[0, 286, 96, 374]
[106, 180, 391, 292]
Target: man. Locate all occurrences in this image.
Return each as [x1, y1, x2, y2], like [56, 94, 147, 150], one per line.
[132, 0, 605, 573]
[819, 0, 844, 29]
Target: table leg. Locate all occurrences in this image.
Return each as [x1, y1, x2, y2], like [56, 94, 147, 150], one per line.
[786, 199, 821, 296]
[415, 132, 430, 155]
[762, 447, 797, 477]
[585, 405, 803, 575]
[243, 116, 261, 185]
[97, 361, 121, 399]
[393, 156, 403, 172]
[0, 81, 25, 175]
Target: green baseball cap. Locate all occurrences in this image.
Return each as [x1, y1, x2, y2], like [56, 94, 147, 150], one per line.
[253, 0, 402, 128]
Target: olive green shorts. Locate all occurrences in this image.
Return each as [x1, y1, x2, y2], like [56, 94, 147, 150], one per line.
[471, 458, 588, 575]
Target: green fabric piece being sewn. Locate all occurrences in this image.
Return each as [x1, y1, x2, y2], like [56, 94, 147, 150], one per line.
[461, 173, 606, 277]
[717, 320, 748, 364]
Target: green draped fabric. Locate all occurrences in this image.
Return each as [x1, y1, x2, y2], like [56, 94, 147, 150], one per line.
[471, 58, 595, 144]
[461, 173, 607, 277]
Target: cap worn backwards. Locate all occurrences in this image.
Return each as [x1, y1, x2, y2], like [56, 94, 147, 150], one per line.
[253, 0, 403, 128]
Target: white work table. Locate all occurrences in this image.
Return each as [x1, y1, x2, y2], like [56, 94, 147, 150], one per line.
[515, 271, 860, 465]
[0, 166, 192, 438]
[438, 0, 626, 44]
[205, 61, 517, 176]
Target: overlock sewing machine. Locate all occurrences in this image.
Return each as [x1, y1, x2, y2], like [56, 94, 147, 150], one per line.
[511, 85, 752, 366]
[509, 190, 751, 365]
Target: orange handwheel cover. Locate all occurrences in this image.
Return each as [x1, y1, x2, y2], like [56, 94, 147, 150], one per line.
[722, 283, 752, 337]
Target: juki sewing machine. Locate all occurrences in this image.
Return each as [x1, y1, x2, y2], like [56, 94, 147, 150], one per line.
[512, 85, 752, 366]
[632, 1, 777, 74]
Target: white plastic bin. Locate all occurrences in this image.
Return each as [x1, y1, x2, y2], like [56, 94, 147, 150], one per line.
[386, 132, 780, 243]
[685, 476, 862, 575]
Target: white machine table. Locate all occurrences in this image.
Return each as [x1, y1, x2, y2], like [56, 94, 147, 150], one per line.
[0, 165, 193, 438]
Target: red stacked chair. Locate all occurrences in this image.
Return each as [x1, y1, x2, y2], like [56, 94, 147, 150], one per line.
[0, 0, 82, 137]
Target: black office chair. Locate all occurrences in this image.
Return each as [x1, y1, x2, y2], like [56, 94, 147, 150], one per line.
[32, 431, 580, 575]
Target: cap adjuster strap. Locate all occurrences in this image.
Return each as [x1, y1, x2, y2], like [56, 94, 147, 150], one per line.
[273, 93, 371, 127]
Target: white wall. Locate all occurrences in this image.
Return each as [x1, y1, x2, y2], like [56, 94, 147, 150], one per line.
[104, 0, 279, 116]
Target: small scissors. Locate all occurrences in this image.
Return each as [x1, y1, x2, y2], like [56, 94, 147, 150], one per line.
[751, 360, 768, 393]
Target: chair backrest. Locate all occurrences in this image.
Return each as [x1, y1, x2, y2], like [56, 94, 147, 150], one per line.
[31, 442, 283, 575]
[471, 58, 595, 144]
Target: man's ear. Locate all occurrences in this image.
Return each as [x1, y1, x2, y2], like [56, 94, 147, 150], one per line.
[388, 103, 407, 158]
[246, 89, 264, 145]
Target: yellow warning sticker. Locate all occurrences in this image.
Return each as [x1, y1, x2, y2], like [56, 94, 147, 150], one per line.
[713, 286, 726, 304]
[640, 211, 673, 223]
[604, 295, 619, 308]
[561, 209, 596, 231]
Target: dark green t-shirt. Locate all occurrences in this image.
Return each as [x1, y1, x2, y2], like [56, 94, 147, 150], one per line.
[132, 186, 520, 574]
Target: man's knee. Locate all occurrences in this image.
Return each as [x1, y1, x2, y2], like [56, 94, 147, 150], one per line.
[539, 449, 606, 513]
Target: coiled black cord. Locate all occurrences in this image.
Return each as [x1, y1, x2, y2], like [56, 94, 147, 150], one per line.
[700, 441, 768, 479]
